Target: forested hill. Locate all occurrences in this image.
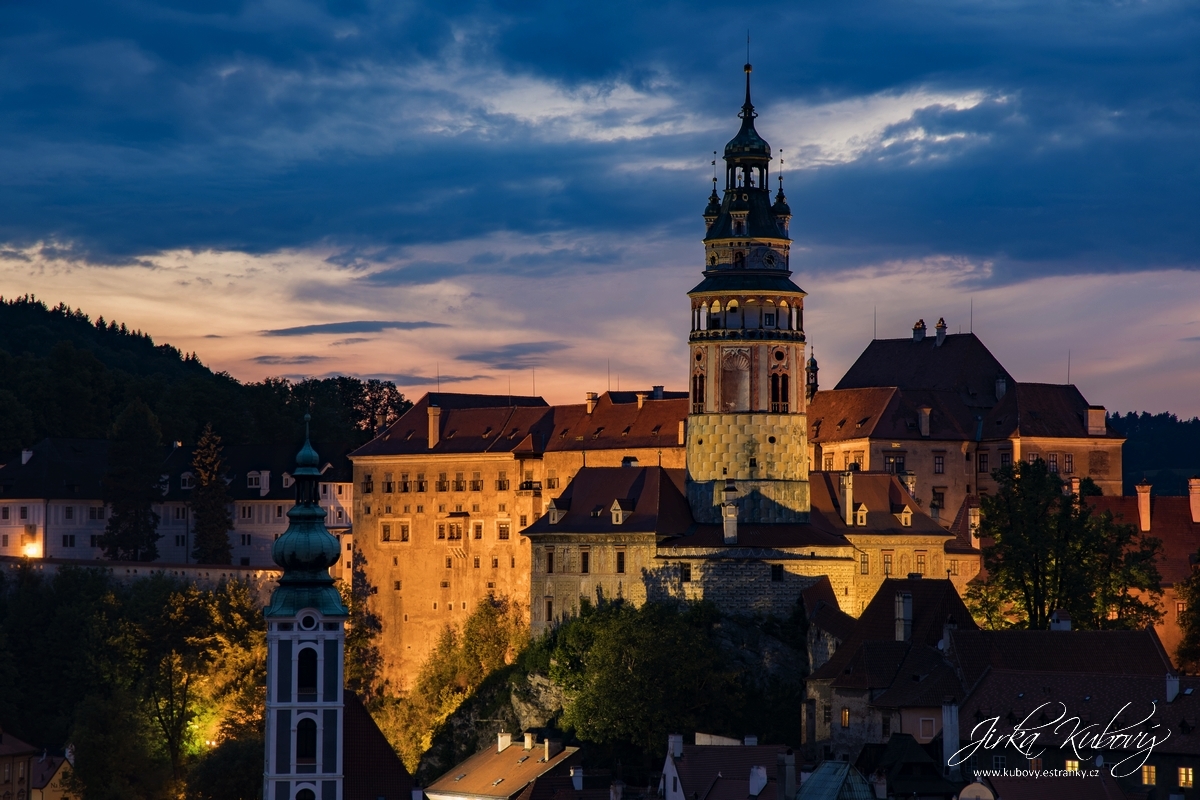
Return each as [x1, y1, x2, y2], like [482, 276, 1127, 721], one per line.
[0, 296, 411, 453]
[1109, 411, 1200, 495]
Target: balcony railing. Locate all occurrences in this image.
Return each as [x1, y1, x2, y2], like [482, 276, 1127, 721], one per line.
[469, 480, 483, 491]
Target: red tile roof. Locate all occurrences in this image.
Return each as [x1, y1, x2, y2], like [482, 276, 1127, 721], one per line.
[809, 387, 978, 444]
[1090, 495, 1200, 586]
[671, 744, 790, 800]
[427, 739, 579, 800]
[0, 729, 37, 757]
[523, 467, 691, 537]
[343, 690, 414, 800]
[984, 382, 1122, 440]
[808, 472, 950, 538]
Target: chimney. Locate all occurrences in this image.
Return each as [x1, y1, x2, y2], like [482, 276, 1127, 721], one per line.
[1050, 609, 1072, 631]
[1189, 477, 1200, 524]
[1168, 673, 1181, 703]
[748, 766, 768, 798]
[20, 449, 32, 465]
[653, 385, 664, 400]
[744, 735, 758, 746]
[995, 375, 1007, 401]
[941, 616, 958, 653]
[498, 732, 512, 752]
[544, 739, 563, 761]
[571, 767, 584, 791]
[722, 481, 739, 545]
[524, 732, 534, 750]
[899, 471, 917, 498]
[586, 392, 598, 414]
[912, 319, 926, 342]
[841, 471, 855, 526]
[1136, 480, 1152, 532]
[935, 317, 947, 346]
[776, 751, 796, 800]
[427, 406, 441, 449]
[1087, 406, 1107, 436]
[917, 406, 932, 438]
[678, 420, 686, 445]
[942, 698, 960, 781]
[636, 392, 647, 409]
[894, 592, 913, 642]
[669, 733, 683, 758]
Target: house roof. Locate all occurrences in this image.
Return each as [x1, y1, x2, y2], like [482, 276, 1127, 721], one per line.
[426, 740, 579, 800]
[808, 388, 978, 444]
[809, 578, 975, 687]
[352, 391, 687, 459]
[985, 774, 1131, 800]
[835, 333, 1011, 405]
[0, 728, 38, 757]
[343, 690, 414, 800]
[160, 441, 356, 503]
[795, 760, 873, 800]
[984, 382, 1122, 440]
[1090, 494, 1200, 586]
[807, 473, 950, 538]
[948, 628, 1175, 693]
[869, 644, 965, 708]
[961, 671, 1200, 758]
[0, 438, 110, 500]
[670, 743, 790, 800]
[30, 755, 69, 791]
[803, 577, 857, 643]
[853, 734, 957, 798]
[523, 467, 691, 537]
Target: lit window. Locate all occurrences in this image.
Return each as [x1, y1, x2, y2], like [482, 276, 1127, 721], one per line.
[1181, 766, 1194, 788]
[1064, 759, 1080, 771]
[1029, 757, 1042, 771]
[498, 522, 510, 540]
[1048, 453, 1058, 473]
[915, 552, 926, 574]
[1142, 765, 1156, 785]
[841, 707, 850, 728]
[1064, 453, 1074, 474]
[1179, 602, 1187, 615]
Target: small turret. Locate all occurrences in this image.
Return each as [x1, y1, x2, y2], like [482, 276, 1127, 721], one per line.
[806, 350, 819, 402]
[703, 182, 721, 230]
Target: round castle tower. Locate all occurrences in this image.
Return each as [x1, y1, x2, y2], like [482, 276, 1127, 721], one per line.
[686, 63, 811, 524]
[263, 418, 349, 800]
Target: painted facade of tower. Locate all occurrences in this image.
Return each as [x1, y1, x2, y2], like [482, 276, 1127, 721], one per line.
[687, 63, 811, 523]
[264, 422, 349, 800]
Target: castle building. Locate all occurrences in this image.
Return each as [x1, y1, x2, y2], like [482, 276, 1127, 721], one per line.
[264, 424, 349, 800]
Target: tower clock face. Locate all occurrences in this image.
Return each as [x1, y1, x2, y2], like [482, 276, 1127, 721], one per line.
[761, 250, 778, 268]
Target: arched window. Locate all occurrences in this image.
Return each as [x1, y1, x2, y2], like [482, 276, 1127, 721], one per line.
[779, 301, 790, 330]
[710, 301, 722, 329]
[296, 790, 316, 800]
[733, 251, 746, 269]
[725, 301, 740, 329]
[297, 648, 318, 700]
[296, 718, 317, 766]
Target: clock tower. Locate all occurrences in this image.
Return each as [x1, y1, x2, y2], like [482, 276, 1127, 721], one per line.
[686, 62, 811, 524]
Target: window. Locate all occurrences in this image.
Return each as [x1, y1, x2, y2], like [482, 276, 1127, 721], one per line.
[276, 505, 284, 518]
[931, 489, 945, 510]
[470, 472, 483, 491]
[769, 373, 789, 413]
[1180, 766, 1194, 788]
[823, 454, 834, 471]
[978, 453, 989, 473]
[881, 716, 890, 738]
[1029, 757, 1042, 771]
[62, 534, 75, 547]
[1179, 602, 1187, 615]
[1028, 453, 1039, 465]
[338, 508, 346, 521]
[447, 522, 463, 540]
[90, 535, 99, 547]
[296, 717, 317, 765]
[511, 555, 516, 568]
[546, 551, 554, 574]
[1, 534, 7, 547]
[915, 552, 926, 575]
[949, 559, 959, 576]
[1142, 765, 1156, 785]
[415, 473, 427, 492]
[297, 648, 318, 698]
[64, 506, 74, 521]
[240, 533, 252, 546]
[394, 580, 401, 591]
[498, 503, 506, 512]
[823, 705, 832, 724]
[240, 506, 253, 520]
[841, 707, 850, 728]
[498, 522, 510, 540]
[1065, 759, 1080, 771]
[852, 451, 864, 467]
[445, 557, 452, 569]
[382, 524, 392, 542]
[581, 551, 590, 574]
[89, 506, 105, 520]
[519, 514, 528, 527]
[883, 552, 894, 576]
[1064, 453, 1074, 474]
[474, 557, 480, 568]
[492, 557, 499, 568]
[453, 472, 465, 491]
[860, 553, 869, 574]
[181, 473, 195, 489]
[546, 470, 559, 490]
[764, 313, 776, 327]
[616, 551, 625, 574]
[545, 598, 553, 621]
[681, 563, 692, 583]
[992, 755, 1006, 770]
[1048, 453, 1059, 473]
[382, 473, 394, 493]
[883, 455, 905, 474]
[247, 473, 261, 488]
[1, 506, 8, 520]
[920, 718, 935, 740]
[400, 473, 411, 492]
[771, 564, 784, 582]
[19, 506, 28, 520]
[175, 534, 186, 546]
[496, 471, 509, 491]
[437, 524, 446, 540]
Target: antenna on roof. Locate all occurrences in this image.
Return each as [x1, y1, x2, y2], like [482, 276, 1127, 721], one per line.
[608, 359, 611, 392]
[873, 306, 877, 340]
[970, 297, 974, 333]
[532, 367, 536, 397]
[436, 362, 440, 394]
[1067, 350, 1071, 385]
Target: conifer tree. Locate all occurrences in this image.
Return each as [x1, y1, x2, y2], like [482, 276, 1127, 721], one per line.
[100, 399, 163, 561]
[190, 423, 233, 565]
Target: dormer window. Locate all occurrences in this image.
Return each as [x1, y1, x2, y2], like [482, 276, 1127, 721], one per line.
[548, 499, 569, 525]
[180, 472, 195, 490]
[610, 499, 631, 525]
[855, 503, 868, 527]
[894, 505, 913, 527]
[283, 473, 294, 489]
[247, 472, 261, 489]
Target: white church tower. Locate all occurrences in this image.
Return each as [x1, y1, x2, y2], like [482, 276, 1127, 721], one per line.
[264, 417, 349, 800]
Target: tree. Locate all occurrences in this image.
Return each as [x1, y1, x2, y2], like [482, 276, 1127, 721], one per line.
[341, 549, 385, 702]
[100, 399, 163, 560]
[980, 459, 1164, 630]
[190, 423, 233, 564]
[1175, 557, 1200, 672]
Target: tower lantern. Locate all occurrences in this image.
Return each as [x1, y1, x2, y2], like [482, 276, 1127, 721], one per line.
[264, 417, 349, 800]
[686, 64, 811, 524]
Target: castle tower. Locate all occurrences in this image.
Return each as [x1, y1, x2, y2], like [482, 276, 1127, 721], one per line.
[687, 63, 811, 524]
[264, 418, 349, 800]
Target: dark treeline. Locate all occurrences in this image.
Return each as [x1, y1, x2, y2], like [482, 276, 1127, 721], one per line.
[0, 295, 412, 453]
[1109, 411, 1200, 495]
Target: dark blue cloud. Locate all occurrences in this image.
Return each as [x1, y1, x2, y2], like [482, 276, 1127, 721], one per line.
[262, 320, 447, 336]
[250, 354, 327, 364]
[0, 0, 1197, 280]
[455, 342, 569, 371]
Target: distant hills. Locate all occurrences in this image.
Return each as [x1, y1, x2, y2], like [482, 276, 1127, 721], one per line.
[0, 296, 411, 454]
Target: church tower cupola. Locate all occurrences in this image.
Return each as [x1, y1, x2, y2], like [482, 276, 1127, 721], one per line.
[264, 416, 348, 800]
[686, 64, 811, 526]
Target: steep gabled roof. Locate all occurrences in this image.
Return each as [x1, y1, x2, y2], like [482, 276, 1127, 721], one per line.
[523, 467, 691, 537]
[835, 333, 1011, 405]
[984, 382, 1122, 440]
[671, 743, 790, 800]
[808, 388, 978, 444]
[427, 740, 579, 800]
[544, 393, 687, 453]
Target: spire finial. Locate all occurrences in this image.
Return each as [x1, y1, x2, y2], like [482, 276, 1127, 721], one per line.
[304, 412, 311, 439]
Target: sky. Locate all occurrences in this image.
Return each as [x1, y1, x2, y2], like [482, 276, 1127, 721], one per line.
[1, 0, 1198, 415]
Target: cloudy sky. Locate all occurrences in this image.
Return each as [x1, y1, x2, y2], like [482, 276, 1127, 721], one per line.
[2, 1, 1198, 414]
